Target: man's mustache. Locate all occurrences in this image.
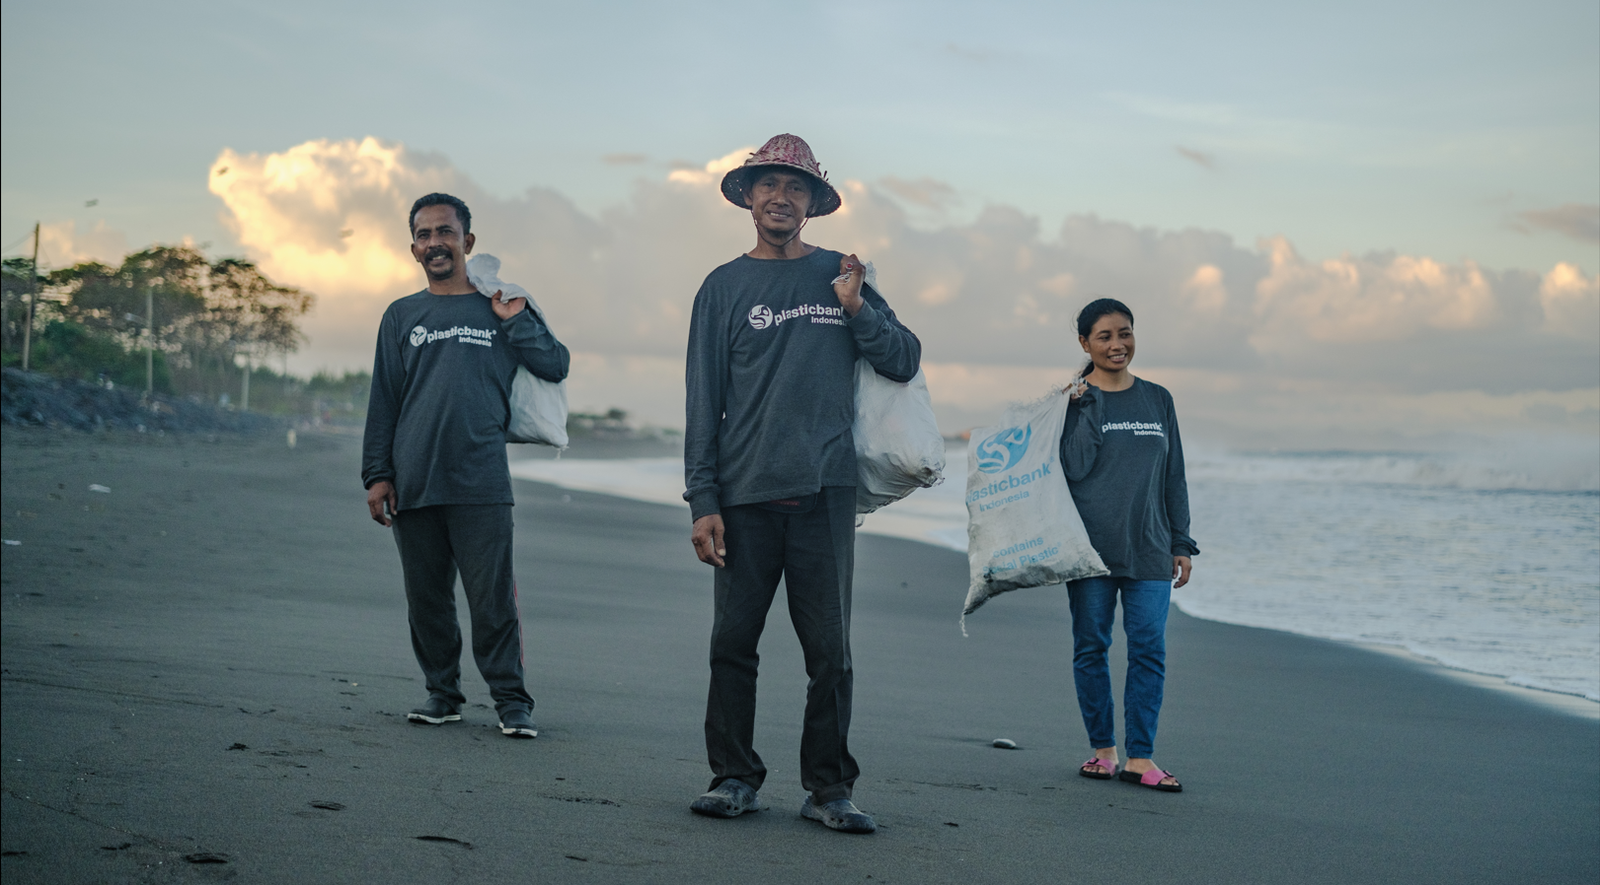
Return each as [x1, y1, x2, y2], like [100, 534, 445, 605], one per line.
[424, 247, 452, 261]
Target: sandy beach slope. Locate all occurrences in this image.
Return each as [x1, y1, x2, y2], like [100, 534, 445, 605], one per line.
[2, 430, 1596, 884]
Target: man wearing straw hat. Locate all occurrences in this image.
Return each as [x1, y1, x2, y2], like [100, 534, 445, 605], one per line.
[683, 134, 922, 834]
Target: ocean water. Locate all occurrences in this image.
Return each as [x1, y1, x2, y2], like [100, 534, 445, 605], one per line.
[508, 444, 1600, 703]
[1177, 450, 1599, 701]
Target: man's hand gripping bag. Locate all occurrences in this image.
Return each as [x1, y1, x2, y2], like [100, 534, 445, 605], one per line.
[466, 254, 568, 449]
[852, 263, 945, 514]
[963, 391, 1107, 618]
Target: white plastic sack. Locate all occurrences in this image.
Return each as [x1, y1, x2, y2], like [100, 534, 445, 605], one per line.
[466, 253, 569, 449]
[963, 390, 1107, 616]
[854, 359, 945, 513]
[851, 263, 945, 514]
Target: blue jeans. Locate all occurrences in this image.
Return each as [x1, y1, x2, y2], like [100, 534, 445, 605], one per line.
[1067, 577, 1171, 758]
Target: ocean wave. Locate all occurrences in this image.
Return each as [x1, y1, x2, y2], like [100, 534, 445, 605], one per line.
[1186, 446, 1600, 493]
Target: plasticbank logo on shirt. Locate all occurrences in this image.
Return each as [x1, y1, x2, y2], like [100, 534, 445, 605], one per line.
[748, 302, 847, 330]
[1104, 420, 1164, 438]
[410, 324, 498, 348]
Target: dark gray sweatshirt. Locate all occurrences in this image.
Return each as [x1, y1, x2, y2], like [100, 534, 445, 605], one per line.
[362, 289, 569, 510]
[1059, 377, 1199, 580]
[684, 248, 921, 521]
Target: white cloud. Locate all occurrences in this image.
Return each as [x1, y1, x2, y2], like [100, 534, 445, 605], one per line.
[666, 148, 755, 186]
[37, 220, 129, 267]
[208, 137, 451, 302]
[1539, 262, 1600, 338]
[208, 137, 1600, 443]
[1182, 264, 1227, 312]
[1251, 238, 1499, 344]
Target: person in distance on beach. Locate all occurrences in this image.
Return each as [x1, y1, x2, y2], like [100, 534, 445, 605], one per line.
[361, 193, 570, 739]
[1060, 298, 1198, 792]
[682, 134, 922, 833]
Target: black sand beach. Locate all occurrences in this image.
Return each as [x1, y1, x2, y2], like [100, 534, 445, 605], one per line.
[2, 429, 1596, 884]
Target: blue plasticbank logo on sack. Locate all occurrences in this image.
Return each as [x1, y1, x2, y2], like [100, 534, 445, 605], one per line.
[976, 425, 1031, 474]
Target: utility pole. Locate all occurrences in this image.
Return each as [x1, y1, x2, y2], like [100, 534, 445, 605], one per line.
[240, 351, 251, 411]
[145, 286, 154, 396]
[21, 222, 39, 371]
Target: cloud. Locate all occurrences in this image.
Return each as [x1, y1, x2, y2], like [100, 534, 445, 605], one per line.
[1252, 239, 1498, 342]
[36, 220, 129, 267]
[1182, 264, 1227, 312]
[878, 176, 958, 210]
[1512, 203, 1600, 243]
[209, 137, 1599, 442]
[666, 148, 756, 186]
[921, 361, 1598, 451]
[942, 43, 996, 63]
[1175, 146, 1216, 170]
[1540, 262, 1600, 337]
[208, 137, 452, 302]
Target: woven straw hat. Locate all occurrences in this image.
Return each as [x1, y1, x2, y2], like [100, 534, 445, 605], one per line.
[720, 134, 842, 217]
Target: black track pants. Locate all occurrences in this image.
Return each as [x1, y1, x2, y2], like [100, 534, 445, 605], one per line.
[391, 504, 534, 715]
[705, 486, 859, 803]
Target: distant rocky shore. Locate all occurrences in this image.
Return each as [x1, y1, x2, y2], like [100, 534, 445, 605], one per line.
[1, 368, 279, 435]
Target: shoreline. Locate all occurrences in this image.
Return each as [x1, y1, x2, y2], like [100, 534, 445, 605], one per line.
[1347, 642, 1600, 718]
[1169, 598, 1600, 716]
[507, 453, 1600, 718]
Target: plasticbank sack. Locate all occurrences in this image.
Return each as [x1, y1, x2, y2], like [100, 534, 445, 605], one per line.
[466, 254, 569, 449]
[851, 263, 945, 514]
[963, 390, 1107, 617]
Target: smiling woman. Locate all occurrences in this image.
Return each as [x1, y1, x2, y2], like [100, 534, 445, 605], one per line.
[1056, 296, 1198, 792]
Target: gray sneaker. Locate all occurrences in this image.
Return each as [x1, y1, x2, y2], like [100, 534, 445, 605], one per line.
[800, 796, 877, 834]
[498, 708, 537, 738]
[690, 779, 760, 818]
[407, 697, 461, 725]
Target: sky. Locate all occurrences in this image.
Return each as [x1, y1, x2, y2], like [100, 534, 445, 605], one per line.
[2, 0, 1597, 455]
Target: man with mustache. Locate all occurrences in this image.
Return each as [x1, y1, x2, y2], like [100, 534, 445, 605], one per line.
[361, 192, 569, 739]
[683, 135, 922, 833]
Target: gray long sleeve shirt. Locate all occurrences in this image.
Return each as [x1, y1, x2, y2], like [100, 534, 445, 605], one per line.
[1059, 378, 1199, 580]
[684, 248, 922, 521]
[361, 289, 569, 510]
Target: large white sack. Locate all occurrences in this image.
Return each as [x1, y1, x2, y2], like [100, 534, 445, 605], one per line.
[851, 262, 945, 514]
[963, 390, 1107, 616]
[853, 359, 944, 513]
[466, 254, 569, 449]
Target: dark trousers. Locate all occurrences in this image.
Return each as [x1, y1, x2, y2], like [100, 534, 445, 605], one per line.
[705, 486, 859, 803]
[391, 504, 533, 715]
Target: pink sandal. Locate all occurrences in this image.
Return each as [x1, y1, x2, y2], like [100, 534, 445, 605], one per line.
[1118, 767, 1182, 792]
[1078, 757, 1119, 780]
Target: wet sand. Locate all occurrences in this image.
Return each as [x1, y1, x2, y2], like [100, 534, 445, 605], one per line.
[2, 429, 1596, 884]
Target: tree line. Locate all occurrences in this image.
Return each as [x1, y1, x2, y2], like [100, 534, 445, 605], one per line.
[2, 245, 368, 419]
